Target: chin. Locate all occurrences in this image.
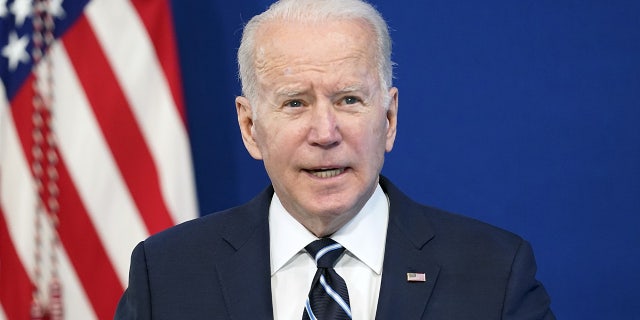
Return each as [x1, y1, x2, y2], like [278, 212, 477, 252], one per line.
[306, 199, 359, 220]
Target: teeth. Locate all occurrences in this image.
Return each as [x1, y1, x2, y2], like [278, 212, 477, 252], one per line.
[311, 168, 345, 178]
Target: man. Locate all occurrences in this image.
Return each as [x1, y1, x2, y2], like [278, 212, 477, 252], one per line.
[115, 0, 554, 319]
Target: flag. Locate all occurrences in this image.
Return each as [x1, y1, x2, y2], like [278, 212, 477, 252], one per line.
[0, 0, 198, 319]
[406, 272, 426, 282]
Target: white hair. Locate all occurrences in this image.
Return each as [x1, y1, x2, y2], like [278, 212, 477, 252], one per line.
[237, 0, 394, 107]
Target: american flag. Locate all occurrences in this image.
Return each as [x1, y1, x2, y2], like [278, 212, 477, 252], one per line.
[406, 272, 426, 282]
[0, 0, 198, 319]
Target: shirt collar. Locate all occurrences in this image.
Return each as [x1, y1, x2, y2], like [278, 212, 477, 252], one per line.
[269, 184, 389, 275]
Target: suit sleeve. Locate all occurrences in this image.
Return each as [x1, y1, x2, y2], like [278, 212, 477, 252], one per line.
[502, 240, 555, 320]
[114, 241, 152, 320]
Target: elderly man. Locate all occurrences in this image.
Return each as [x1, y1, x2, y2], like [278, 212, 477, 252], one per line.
[115, 0, 554, 319]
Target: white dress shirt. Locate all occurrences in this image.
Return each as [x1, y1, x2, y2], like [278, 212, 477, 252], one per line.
[269, 184, 389, 320]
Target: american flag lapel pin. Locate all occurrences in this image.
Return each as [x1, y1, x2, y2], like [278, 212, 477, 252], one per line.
[407, 272, 427, 282]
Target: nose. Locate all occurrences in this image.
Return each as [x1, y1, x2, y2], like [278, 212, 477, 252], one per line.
[307, 102, 341, 148]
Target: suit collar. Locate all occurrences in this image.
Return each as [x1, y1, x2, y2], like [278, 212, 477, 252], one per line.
[376, 176, 441, 319]
[216, 185, 275, 319]
[379, 175, 436, 248]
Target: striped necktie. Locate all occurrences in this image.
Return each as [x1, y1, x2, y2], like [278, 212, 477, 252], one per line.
[302, 238, 352, 320]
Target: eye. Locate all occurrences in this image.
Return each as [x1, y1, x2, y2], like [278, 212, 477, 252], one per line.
[284, 100, 303, 108]
[342, 96, 361, 105]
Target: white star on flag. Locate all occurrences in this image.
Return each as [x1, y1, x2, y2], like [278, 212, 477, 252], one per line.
[48, 0, 66, 18]
[10, 0, 32, 27]
[2, 31, 30, 70]
[0, 0, 8, 17]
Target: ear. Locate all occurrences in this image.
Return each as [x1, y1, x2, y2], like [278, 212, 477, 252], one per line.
[384, 87, 399, 152]
[236, 96, 263, 160]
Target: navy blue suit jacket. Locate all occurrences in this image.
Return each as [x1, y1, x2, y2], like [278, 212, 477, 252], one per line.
[115, 177, 554, 319]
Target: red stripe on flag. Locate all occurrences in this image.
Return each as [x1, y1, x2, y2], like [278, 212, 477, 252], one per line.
[131, 0, 187, 125]
[0, 204, 33, 320]
[62, 15, 176, 235]
[10, 75, 124, 320]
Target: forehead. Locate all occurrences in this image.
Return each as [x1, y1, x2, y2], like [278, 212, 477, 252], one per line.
[253, 18, 377, 84]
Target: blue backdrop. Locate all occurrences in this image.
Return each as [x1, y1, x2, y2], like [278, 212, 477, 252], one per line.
[170, 1, 640, 318]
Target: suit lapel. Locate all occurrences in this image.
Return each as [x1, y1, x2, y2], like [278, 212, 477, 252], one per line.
[215, 187, 275, 320]
[212, 178, 440, 319]
[375, 177, 441, 320]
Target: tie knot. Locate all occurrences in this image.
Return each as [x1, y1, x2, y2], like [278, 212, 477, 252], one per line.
[305, 238, 345, 268]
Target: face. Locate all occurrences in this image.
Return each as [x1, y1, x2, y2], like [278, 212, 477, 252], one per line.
[236, 19, 398, 237]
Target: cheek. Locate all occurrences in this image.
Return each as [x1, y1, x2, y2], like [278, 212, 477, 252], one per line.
[252, 122, 274, 156]
[346, 118, 388, 157]
[254, 119, 302, 159]
[363, 113, 390, 145]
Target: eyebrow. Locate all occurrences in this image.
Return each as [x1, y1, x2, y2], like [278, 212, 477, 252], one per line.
[335, 83, 373, 99]
[274, 87, 306, 97]
[338, 84, 365, 93]
[272, 83, 371, 98]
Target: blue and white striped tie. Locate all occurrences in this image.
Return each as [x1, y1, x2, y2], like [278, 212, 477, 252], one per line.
[302, 238, 352, 320]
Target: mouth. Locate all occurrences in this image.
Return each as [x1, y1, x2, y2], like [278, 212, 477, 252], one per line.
[305, 168, 346, 179]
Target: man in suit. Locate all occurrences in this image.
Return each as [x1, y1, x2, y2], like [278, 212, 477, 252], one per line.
[115, 0, 555, 319]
